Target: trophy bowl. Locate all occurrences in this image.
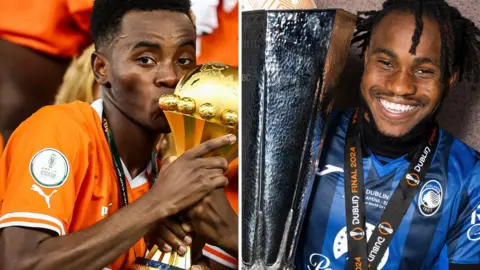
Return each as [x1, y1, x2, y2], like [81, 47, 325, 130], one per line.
[160, 62, 239, 163]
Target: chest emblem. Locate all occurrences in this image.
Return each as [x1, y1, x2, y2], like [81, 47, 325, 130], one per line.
[418, 180, 443, 217]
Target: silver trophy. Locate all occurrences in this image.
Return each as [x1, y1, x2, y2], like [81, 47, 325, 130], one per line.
[242, 9, 356, 269]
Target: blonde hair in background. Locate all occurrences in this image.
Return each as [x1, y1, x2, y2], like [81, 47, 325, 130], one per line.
[55, 44, 96, 105]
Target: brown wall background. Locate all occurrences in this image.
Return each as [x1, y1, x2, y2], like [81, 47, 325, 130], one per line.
[313, 0, 480, 150]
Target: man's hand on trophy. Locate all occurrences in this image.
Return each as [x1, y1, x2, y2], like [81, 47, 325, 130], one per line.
[186, 188, 239, 257]
[150, 134, 236, 217]
[144, 218, 194, 255]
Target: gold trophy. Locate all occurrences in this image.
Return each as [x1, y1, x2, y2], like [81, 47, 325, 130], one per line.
[129, 62, 239, 270]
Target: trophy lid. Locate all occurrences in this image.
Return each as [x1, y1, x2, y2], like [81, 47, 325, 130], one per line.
[159, 62, 239, 128]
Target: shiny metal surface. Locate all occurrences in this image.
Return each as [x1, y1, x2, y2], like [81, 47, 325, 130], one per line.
[242, 9, 356, 269]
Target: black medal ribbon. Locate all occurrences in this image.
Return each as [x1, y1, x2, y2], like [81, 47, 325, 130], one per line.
[102, 116, 159, 207]
[344, 108, 439, 270]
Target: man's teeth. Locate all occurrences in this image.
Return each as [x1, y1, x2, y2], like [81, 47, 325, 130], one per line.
[379, 99, 417, 113]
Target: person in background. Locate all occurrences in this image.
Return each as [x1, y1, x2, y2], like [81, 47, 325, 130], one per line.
[0, 0, 93, 145]
[55, 44, 98, 105]
[192, 0, 238, 67]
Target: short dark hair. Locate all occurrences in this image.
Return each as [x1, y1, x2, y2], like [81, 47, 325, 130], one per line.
[91, 0, 192, 49]
[352, 0, 480, 84]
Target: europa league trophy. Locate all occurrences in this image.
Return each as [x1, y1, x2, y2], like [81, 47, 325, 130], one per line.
[129, 62, 238, 270]
[242, 9, 356, 269]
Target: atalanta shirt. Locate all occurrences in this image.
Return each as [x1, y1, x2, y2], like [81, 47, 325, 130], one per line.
[295, 110, 480, 269]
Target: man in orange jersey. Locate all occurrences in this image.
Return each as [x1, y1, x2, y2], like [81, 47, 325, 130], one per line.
[0, 0, 238, 269]
[0, 0, 93, 144]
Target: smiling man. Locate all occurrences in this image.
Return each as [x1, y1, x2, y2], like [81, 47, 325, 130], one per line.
[0, 1, 237, 270]
[296, 0, 480, 270]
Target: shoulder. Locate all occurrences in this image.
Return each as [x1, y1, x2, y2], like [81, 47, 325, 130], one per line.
[17, 101, 98, 132]
[438, 129, 479, 177]
[324, 108, 355, 139]
[436, 129, 479, 197]
[8, 101, 100, 154]
[328, 109, 355, 128]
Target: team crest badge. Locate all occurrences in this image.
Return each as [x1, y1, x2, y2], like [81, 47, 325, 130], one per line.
[418, 180, 443, 217]
[29, 148, 70, 188]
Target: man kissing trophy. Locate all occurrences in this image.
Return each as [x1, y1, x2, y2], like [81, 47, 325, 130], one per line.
[130, 62, 238, 270]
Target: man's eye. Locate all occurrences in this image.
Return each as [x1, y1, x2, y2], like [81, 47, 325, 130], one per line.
[177, 58, 193, 65]
[417, 69, 434, 75]
[377, 59, 393, 67]
[137, 57, 156, 65]
[415, 68, 436, 79]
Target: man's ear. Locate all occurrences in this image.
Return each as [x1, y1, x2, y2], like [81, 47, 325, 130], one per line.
[448, 72, 458, 88]
[91, 51, 111, 88]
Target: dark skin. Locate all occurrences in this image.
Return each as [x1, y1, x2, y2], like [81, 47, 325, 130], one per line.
[362, 12, 480, 270]
[361, 12, 456, 137]
[99, 11, 198, 176]
[0, 38, 70, 144]
[150, 183, 239, 257]
[186, 188, 239, 256]
[0, 10, 234, 270]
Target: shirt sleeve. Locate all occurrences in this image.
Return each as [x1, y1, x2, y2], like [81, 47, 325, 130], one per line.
[202, 244, 238, 269]
[0, 107, 86, 236]
[446, 164, 480, 265]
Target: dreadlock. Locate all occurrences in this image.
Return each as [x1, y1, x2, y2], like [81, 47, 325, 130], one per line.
[352, 0, 480, 84]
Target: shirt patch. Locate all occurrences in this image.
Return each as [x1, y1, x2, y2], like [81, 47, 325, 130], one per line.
[418, 180, 443, 217]
[29, 148, 70, 188]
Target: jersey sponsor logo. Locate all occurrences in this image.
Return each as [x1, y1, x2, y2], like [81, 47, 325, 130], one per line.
[333, 223, 389, 270]
[406, 173, 420, 187]
[30, 184, 57, 209]
[418, 180, 443, 217]
[378, 222, 393, 236]
[471, 204, 480, 225]
[29, 148, 70, 188]
[316, 165, 344, 176]
[467, 224, 480, 241]
[467, 204, 480, 241]
[307, 253, 332, 270]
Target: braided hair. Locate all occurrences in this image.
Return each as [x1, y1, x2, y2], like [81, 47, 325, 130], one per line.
[352, 0, 480, 84]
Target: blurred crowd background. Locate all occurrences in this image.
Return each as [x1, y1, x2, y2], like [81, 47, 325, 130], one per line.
[0, 0, 239, 156]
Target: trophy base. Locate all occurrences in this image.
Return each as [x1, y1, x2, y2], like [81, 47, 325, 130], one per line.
[128, 245, 191, 270]
[129, 258, 186, 270]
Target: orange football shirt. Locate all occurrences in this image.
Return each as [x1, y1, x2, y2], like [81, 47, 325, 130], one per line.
[0, 100, 239, 269]
[0, 133, 3, 157]
[0, 0, 93, 57]
[225, 158, 238, 214]
[0, 100, 152, 269]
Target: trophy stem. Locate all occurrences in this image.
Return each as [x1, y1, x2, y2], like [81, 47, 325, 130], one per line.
[244, 210, 295, 270]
